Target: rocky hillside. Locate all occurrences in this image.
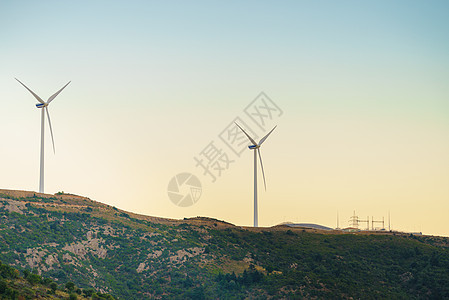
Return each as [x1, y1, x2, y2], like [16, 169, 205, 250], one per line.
[1, 189, 449, 299]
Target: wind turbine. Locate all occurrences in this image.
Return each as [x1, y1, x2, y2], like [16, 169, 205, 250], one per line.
[15, 78, 71, 194]
[235, 123, 276, 227]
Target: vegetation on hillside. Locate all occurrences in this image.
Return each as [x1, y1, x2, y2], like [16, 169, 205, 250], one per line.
[0, 190, 448, 299]
[0, 259, 115, 299]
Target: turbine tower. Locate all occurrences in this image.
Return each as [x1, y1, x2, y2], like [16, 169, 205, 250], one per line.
[235, 123, 276, 227]
[16, 78, 70, 193]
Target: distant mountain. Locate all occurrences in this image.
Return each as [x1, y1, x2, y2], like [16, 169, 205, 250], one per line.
[284, 223, 333, 231]
[1, 189, 449, 299]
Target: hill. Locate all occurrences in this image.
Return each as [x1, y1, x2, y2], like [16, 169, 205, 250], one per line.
[1, 189, 449, 299]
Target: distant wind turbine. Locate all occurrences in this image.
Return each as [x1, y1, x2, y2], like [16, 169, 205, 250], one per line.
[235, 123, 277, 227]
[15, 78, 71, 193]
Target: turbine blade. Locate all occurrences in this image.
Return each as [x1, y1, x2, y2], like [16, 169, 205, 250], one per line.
[257, 148, 267, 191]
[15, 78, 45, 104]
[234, 122, 257, 145]
[45, 107, 56, 154]
[47, 81, 71, 104]
[258, 125, 277, 146]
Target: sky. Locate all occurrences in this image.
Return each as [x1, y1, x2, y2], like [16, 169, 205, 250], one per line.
[1, 1, 448, 236]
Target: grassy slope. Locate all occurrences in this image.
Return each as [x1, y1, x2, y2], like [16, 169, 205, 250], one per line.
[0, 189, 448, 299]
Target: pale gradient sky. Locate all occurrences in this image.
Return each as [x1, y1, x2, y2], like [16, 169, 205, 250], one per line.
[1, 1, 448, 236]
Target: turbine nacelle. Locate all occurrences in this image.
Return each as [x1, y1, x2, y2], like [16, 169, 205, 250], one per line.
[36, 103, 48, 108]
[248, 145, 260, 150]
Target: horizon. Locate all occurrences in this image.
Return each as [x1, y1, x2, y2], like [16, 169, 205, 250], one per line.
[1, 1, 448, 237]
[0, 187, 438, 237]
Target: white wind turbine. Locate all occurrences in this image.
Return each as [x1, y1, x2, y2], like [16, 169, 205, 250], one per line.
[15, 78, 71, 194]
[235, 123, 277, 227]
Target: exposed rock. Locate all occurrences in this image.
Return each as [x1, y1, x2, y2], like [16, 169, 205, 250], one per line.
[45, 254, 58, 268]
[148, 250, 163, 259]
[136, 262, 147, 273]
[87, 230, 96, 240]
[88, 265, 99, 278]
[25, 248, 47, 269]
[1, 199, 27, 214]
[400, 272, 414, 283]
[169, 247, 204, 263]
[63, 253, 75, 262]
[63, 238, 107, 259]
[102, 225, 117, 236]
